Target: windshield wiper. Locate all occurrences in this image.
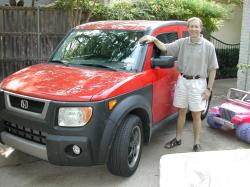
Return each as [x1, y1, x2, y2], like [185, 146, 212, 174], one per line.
[49, 60, 69, 65]
[75, 63, 118, 71]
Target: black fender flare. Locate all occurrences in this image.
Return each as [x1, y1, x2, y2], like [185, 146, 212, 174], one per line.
[98, 94, 152, 163]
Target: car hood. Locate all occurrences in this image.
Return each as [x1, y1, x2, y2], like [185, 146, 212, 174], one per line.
[1, 63, 139, 101]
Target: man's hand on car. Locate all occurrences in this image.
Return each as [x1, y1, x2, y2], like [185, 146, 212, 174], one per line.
[139, 35, 156, 44]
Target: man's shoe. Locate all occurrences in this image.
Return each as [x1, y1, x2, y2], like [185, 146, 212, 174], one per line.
[164, 138, 181, 149]
[193, 144, 202, 152]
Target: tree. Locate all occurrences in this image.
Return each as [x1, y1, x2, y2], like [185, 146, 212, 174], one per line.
[86, 0, 97, 22]
[55, 0, 101, 26]
[107, 0, 232, 35]
[55, 0, 233, 35]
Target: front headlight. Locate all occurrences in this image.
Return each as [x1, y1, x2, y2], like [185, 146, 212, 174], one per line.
[58, 107, 93, 127]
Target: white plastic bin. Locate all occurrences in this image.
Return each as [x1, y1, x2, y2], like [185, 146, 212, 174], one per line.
[160, 149, 250, 187]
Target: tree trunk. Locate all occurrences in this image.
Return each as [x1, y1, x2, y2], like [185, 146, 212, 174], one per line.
[86, 0, 97, 22]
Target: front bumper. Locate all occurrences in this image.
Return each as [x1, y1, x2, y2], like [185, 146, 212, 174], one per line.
[1, 131, 48, 160]
[0, 131, 93, 166]
[46, 134, 92, 166]
[0, 90, 110, 166]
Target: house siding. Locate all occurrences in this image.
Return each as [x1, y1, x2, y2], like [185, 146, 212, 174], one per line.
[212, 5, 242, 44]
[237, 0, 250, 90]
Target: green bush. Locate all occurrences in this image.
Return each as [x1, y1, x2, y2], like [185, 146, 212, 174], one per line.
[216, 48, 239, 79]
[54, 0, 109, 21]
[107, 0, 232, 35]
[55, 0, 232, 35]
[55, 0, 90, 10]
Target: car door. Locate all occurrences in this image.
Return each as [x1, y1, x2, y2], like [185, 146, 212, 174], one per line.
[150, 25, 187, 124]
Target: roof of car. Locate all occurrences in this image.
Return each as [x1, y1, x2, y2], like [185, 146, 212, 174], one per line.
[76, 20, 187, 31]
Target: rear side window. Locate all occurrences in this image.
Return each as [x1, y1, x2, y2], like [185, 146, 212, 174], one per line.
[153, 32, 178, 57]
[156, 32, 178, 43]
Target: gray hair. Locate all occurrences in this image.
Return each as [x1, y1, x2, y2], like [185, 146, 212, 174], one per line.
[187, 17, 203, 27]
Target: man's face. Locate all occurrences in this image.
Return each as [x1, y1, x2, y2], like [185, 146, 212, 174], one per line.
[188, 20, 202, 39]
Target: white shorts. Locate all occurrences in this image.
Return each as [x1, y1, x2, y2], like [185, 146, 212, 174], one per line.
[173, 75, 207, 112]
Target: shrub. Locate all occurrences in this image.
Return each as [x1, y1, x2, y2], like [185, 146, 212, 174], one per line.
[216, 48, 239, 78]
[107, 0, 232, 35]
[55, 0, 232, 35]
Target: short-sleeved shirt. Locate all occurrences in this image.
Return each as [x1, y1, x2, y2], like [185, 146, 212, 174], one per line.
[165, 36, 219, 78]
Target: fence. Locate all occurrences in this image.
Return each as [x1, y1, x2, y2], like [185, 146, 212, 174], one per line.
[0, 6, 74, 80]
[210, 36, 240, 79]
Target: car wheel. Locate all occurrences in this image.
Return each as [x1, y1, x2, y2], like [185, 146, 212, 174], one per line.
[236, 123, 250, 143]
[201, 91, 212, 120]
[107, 115, 143, 177]
[207, 112, 221, 129]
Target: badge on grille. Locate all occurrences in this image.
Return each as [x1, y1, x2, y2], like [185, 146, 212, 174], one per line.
[20, 99, 29, 109]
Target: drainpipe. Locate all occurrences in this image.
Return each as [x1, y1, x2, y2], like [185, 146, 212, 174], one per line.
[244, 25, 250, 90]
[37, 0, 40, 62]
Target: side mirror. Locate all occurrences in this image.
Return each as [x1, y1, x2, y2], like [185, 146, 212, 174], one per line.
[151, 56, 177, 68]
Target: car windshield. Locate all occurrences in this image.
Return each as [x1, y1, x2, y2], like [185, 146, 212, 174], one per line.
[227, 88, 250, 106]
[50, 29, 145, 72]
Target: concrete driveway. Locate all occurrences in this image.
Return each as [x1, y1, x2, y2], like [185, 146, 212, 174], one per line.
[0, 78, 249, 187]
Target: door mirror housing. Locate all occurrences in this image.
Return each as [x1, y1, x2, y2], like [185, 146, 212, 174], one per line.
[151, 56, 177, 68]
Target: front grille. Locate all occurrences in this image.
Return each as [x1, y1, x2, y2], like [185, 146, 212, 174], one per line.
[4, 121, 47, 145]
[9, 95, 45, 113]
[219, 108, 235, 121]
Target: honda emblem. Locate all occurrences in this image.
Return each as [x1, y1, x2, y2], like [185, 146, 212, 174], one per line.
[20, 99, 29, 109]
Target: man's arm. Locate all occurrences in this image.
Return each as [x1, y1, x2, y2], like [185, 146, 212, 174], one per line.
[203, 69, 216, 100]
[207, 69, 216, 91]
[139, 35, 167, 52]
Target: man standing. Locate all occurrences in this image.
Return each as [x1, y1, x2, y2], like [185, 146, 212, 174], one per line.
[140, 17, 218, 152]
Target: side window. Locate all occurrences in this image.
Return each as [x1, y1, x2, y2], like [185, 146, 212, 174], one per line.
[156, 32, 178, 43]
[182, 31, 189, 38]
[153, 32, 178, 57]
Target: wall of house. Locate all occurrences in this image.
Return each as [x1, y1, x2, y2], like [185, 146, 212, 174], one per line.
[212, 5, 242, 44]
[237, 0, 250, 90]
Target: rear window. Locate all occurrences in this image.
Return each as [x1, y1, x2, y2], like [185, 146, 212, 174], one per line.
[156, 32, 178, 43]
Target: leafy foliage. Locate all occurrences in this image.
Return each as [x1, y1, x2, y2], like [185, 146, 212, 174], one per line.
[55, 0, 90, 10]
[55, 0, 107, 24]
[107, 0, 232, 35]
[216, 48, 239, 78]
[55, 0, 233, 35]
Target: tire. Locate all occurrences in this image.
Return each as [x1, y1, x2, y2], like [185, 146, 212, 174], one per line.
[107, 115, 143, 177]
[207, 112, 221, 129]
[236, 123, 250, 143]
[201, 91, 212, 120]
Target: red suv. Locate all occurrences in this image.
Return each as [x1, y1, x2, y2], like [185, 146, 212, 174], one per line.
[0, 20, 209, 176]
